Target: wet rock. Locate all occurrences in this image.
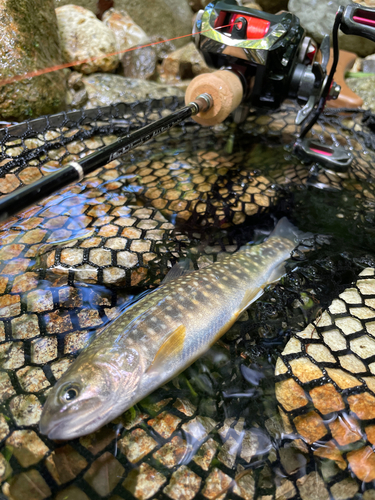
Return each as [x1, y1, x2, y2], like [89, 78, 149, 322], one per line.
[11, 315, 39, 340]
[0, 295, 21, 318]
[193, 438, 218, 471]
[0, 372, 15, 403]
[123, 463, 166, 500]
[7, 469, 50, 500]
[257, 0, 287, 13]
[64, 331, 92, 355]
[27, 290, 53, 313]
[122, 48, 158, 80]
[163, 465, 201, 500]
[296, 471, 330, 500]
[181, 415, 217, 441]
[0, 0, 66, 120]
[147, 411, 181, 439]
[102, 9, 149, 52]
[83, 452, 124, 497]
[218, 435, 241, 469]
[153, 436, 188, 468]
[188, 0, 211, 13]
[30, 337, 57, 364]
[45, 445, 87, 485]
[159, 42, 211, 84]
[9, 395, 42, 426]
[0, 343, 24, 370]
[202, 468, 232, 500]
[66, 72, 88, 109]
[288, 0, 375, 57]
[120, 428, 158, 463]
[330, 478, 359, 500]
[80, 427, 116, 455]
[346, 75, 375, 112]
[56, 5, 119, 74]
[82, 74, 184, 108]
[173, 398, 196, 417]
[362, 54, 375, 73]
[150, 36, 178, 62]
[5, 430, 49, 468]
[54, 0, 97, 12]
[114, 0, 193, 49]
[279, 444, 308, 476]
[0, 415, 9, 442]
[243, 2, 263, 9]
[55, 486, 90, 500]
[16, 366, 50, 393]
[0, 452, 12, 483]
[240, 430, 260, 463]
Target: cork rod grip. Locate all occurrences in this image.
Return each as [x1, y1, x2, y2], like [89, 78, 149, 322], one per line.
[185, 70, 243, 126]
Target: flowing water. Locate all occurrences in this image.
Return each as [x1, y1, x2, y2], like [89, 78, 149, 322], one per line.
[0, 98, 375, 499]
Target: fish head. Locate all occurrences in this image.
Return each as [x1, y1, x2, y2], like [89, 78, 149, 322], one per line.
[39, 346, 142, 440]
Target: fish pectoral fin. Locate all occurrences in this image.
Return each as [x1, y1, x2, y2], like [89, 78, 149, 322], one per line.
[146, 324, 186, 375]
[161, 259, 195, 284]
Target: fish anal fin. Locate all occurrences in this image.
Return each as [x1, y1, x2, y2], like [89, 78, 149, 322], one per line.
[147, 325, 186, 375]
[237, 288, 264, 316]
[231, 264, 285, 322]
[161, 259, 195, 284]
[266, 262, 286, 285]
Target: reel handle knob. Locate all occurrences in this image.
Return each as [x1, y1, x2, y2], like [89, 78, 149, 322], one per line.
[340, 2, 375, 42]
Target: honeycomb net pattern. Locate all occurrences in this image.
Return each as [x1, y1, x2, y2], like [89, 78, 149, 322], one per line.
[0, 98, 375, 499]
[276, 268, 375, 494]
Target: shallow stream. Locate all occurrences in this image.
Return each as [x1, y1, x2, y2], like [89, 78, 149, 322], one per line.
[0, 98, 374, 499]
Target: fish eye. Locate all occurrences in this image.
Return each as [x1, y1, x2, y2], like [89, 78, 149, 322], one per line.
[60, 386, 79, 404]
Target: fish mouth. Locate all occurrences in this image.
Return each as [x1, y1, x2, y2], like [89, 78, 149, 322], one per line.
[39, 397, 105, 440]
[41, 421, 70, 441]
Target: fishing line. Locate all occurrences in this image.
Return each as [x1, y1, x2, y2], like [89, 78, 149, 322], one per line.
[0, 22, 239, 87]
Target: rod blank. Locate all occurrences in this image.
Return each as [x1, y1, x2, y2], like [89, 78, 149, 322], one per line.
[0, 94, 213, 222]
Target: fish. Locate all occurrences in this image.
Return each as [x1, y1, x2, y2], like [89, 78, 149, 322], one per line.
[39, 217, 310, 440]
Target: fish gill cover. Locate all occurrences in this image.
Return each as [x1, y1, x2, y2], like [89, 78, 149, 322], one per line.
[0, 97, 375, 499]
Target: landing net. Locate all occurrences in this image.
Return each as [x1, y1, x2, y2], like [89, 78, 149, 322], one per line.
[0, 98, 375, 499]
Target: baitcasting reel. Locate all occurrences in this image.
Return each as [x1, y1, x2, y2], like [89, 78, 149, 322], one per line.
[193, 0, 375, 170]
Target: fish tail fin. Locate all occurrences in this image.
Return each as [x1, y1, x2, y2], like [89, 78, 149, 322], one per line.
[269, 217, 313, 244]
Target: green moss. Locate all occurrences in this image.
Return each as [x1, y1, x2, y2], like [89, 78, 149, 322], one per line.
[0, 0, 67, 120]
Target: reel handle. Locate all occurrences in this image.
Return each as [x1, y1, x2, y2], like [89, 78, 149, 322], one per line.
[340, 2, 375, 42]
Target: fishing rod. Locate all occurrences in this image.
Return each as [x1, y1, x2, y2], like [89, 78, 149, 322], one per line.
[1, 1, 375, 222]
[0, 93, 212, 222]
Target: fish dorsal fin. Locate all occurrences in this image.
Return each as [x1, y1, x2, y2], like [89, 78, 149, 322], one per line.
[146, 324, 186, 375]
[161, 259, 195, 284]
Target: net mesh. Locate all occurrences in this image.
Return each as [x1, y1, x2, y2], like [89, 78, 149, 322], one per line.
[0, 98, 375, 499]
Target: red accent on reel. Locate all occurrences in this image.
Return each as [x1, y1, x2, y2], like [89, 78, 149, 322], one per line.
[214, 11, 270, 39]
[310, 147, 333, 157]
[353, 8, 375, 28]
[214, 10, 228, 30]
[306, 44, 316, 63]
[229, 13, 270, 39]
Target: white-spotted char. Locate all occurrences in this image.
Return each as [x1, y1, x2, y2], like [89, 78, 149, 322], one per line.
[39, 218, 310, 439]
